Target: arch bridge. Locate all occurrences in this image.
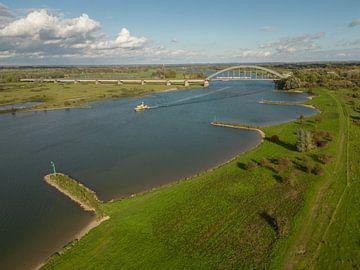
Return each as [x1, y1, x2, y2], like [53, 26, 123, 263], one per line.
[206, 65, 289, 82]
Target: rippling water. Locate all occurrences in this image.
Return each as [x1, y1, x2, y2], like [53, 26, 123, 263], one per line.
[0, 81, 317, 269]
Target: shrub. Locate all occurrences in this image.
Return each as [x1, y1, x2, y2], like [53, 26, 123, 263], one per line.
[298, 114, 305, 124]
[274, 157, 293, 173]
[269, 135, 280, 143]
[312, 164, 324, 176]
[316, 140, 328, 148]
[314, 131, 333, 141]
[317, 154, 332, 164]
[259, 158, 271, 168]
[245, 160, 258, 171]
[301, 157, 312, 173]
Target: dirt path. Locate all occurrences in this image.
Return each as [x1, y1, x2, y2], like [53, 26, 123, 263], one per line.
[282, 91, 348, 270]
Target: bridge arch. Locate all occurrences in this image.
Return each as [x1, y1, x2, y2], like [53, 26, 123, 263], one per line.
[206, 65, 288, 81]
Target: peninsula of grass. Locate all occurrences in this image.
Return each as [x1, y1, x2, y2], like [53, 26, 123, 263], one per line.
[41, 88, 357, 269]
[44, 173, 106, 219]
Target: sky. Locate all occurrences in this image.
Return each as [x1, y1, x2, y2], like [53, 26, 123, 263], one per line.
[0, 0, 360, 65]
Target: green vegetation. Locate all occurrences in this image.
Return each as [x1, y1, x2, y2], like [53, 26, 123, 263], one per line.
[41, 87, 351, 269]
[0, 82, 189, 112]
[0, 66, 206, 82]
[44, 173, 105, 218]
[0, 65, 208, 113]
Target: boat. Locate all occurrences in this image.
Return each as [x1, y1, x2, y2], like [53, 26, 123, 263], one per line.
[134, 102, 150, 111]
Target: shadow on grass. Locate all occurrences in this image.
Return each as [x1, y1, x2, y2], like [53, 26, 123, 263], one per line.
[237, 162, 246, 170]
[265, 137, 297, 152]
[259, 211, 279, 234]
[273, 174, 283, 183]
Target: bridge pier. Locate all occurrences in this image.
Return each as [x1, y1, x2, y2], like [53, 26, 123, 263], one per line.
[141, 80, 146, 85]
[166, 80, 171, 86]
[117, 80, 122, 85]
[95, 80, 99, 85]
[184, 80, 189, 87]
[204, 80, 209, 87]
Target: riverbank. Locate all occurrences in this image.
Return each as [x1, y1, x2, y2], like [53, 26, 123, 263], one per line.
[41, 88, 343, 269]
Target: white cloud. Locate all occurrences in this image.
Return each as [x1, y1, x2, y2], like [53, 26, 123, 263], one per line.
[0, 8, 197, 63]
[86, 28, 147, 50]
[349, 18, 360, 27]
[260, 26, 276, 33]
[0, 9, 100, 39]
[259, 32, 325, 54]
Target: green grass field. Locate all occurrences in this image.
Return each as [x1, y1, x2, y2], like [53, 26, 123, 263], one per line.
[40, 87, 359, 269]
[0, 82, 192, 112]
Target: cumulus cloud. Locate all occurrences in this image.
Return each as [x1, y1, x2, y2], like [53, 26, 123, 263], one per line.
[349, 18, 360, 27]
[88, 28, 147, 50]
[259, 32, 325, 54]
[0, 7, 197, 63]
[0, 9, 100, 40]
[259, 26, 276, 32]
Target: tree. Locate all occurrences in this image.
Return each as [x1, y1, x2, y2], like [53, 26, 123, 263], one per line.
[296, 129, 315, 152]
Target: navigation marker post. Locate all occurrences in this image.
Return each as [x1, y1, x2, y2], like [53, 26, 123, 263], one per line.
[50, 161, 57, 174]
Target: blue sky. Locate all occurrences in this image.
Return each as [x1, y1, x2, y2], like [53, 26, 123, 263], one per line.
[0, 0, 360, 64]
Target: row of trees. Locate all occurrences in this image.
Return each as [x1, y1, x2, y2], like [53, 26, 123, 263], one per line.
[275, 65, 360, 91]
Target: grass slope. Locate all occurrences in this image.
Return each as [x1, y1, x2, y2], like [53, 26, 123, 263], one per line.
[280, 88, 360, 269]
[42, 88, 344, 269]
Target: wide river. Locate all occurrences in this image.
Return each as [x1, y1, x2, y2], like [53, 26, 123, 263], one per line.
[0, 80, 317, 269]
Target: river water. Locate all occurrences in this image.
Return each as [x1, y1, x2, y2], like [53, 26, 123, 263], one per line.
[0, 80, 317, 269]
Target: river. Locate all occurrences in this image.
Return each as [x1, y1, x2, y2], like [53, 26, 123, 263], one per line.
[0, 80, 317, 269]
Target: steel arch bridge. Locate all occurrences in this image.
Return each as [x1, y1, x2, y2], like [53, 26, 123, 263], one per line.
[206, 65, 289, 81]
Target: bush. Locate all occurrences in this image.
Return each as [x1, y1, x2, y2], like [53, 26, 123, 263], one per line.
[245, 160, 258, 171]
[269, 135, 279, 143]
[312, 164, 324, 176]
[317, 154, 332, 164]
[259, 158, 271, 168]
[314, 131, 333, 141]
[316, 140, 328, 148]
[301, 157, 312, 173]
[298, 114, 305, 124]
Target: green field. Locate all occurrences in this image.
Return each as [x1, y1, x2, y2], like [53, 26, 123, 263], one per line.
[40, 87, 359, 269]
[0, 82, 190, 112]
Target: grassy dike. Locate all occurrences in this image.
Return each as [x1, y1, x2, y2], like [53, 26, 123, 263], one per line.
[41, 88, 346, 269]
